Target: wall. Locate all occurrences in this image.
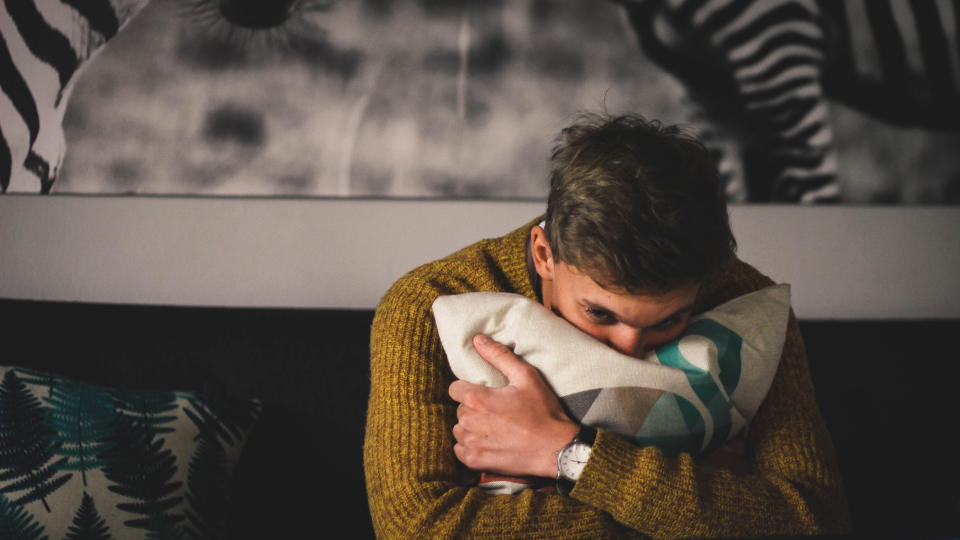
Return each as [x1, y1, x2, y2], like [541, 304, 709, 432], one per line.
[2, 195, 958, 319]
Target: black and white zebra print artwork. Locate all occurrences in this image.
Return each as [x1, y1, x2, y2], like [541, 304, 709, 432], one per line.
[3, 0, 958, 203]
[1, 0, 151, 193]
[43, 1, 662, 198]
[0, 0, 319, 193]
[621, 0, 960, 203]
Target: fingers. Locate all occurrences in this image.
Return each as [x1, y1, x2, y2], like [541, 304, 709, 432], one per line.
[472, 334, 537, 385]
[452, 439, 478, 470]
[452, 415, 487, 470]
[702, 438, 750, 475]
[451, 425, 475, 468]
[449, 379, 486, 406]
[718, 438, 746, 456]
[452, 421, 465, 441]
[455, 402, 475, 426]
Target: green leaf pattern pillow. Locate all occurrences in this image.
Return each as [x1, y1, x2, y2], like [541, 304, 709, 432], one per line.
[0, 366, 260, 540]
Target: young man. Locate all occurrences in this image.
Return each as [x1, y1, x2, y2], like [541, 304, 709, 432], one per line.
[364, 113, 850, 538]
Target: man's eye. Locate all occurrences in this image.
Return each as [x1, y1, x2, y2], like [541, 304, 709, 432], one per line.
[653, 317, 682, 330]
[585, 307, 614, 322]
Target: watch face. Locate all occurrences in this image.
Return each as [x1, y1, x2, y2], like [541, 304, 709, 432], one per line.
[560, 442, 591, 481]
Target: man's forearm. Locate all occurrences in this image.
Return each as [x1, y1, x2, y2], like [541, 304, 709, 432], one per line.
[365, 309, 846, 538]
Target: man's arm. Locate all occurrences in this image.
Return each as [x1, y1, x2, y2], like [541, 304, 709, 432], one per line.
[450, 333, 750, 480]
[364, 261, 850, 538]
[363, 275, 633, 538]
[568, 310, 851, 536]
[450, 314, 850, 537]
[572, 256, 849, 535]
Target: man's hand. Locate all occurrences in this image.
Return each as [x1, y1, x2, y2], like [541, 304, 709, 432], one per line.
[701, 438, 750, 475]
[448, 334, 579, 479]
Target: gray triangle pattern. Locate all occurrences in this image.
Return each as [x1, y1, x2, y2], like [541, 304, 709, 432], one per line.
[561, 388, 602, 422]
[580, 386, 663, 437]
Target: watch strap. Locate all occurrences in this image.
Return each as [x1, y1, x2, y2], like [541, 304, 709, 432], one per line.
[577, 424, 598, 446]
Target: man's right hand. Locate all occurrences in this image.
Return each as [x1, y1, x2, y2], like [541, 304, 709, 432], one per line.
[448, 334, 579, 479]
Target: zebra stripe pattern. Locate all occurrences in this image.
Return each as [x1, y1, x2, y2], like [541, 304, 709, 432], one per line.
[620, 0, 960, 203]
[820, 0, 960, 126]
[1, 0, 149, 193]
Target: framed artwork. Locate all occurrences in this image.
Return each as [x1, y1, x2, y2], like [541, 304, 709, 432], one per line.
[3, 0, 959, 204]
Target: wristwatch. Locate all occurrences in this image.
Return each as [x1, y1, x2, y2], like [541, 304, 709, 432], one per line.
[556, 425, 598, 493]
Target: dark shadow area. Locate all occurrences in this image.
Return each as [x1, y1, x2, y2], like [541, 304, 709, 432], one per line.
[801, 320, 960, 539]
[3, 299, 958, 538]
[2, 299, 375, 539]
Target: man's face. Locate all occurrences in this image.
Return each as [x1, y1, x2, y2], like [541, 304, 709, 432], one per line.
[531, 227, 699, 359]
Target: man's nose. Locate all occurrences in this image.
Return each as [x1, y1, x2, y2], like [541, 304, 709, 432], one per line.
[608, 326, 648, 359]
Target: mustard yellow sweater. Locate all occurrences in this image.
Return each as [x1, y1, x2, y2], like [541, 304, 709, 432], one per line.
[364, 218, 850, 539]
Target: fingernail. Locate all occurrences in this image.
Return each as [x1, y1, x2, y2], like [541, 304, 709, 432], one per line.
[474, 334, 489, 345]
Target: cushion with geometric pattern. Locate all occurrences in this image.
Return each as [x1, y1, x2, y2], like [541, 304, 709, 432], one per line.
[432, 285, 790, 493]
[0, 365, 260, 539]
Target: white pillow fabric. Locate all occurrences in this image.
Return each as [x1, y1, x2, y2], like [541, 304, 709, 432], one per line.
[432, 284, 790, 461]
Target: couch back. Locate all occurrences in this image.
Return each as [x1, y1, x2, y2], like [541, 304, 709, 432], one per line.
[3, 298, 958, 538]
[3, 299, 375, 539]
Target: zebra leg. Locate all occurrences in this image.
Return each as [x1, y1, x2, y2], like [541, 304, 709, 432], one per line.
[762, 99, 841, 203]
[680, 96, 750, 203]
[24, 151, 54, 193]
[1, 0, 153, 193]
[619, 0, 844, 203]
[722, 13, 842, 203]
[0, 28, 37, 193]
[2, 0, 309, 193]
[0, 125, 10, 193]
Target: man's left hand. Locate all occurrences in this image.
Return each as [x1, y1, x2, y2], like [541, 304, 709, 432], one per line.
[701, 438, 750, 475]
[448, 334, 579, 479]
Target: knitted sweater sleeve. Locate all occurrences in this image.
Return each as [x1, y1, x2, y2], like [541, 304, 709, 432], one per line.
[363, 255, 850, 538]
[570, 257, 851, 537]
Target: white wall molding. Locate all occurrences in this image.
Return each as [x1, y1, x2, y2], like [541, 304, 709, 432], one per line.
[2, 195, 958, 318]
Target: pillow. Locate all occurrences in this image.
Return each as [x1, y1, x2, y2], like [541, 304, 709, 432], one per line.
[433, 285, 790, 492]
[0, 365, 261, 539]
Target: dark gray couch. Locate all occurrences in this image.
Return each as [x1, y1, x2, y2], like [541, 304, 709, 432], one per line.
[3, 298, 958, 539]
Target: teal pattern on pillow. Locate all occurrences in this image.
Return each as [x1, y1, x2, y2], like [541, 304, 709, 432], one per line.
[632, 393, 706, 456]
[648, 319, 744, 455]
[561, 320, 747, 457]
[0, 366, 261, 540]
